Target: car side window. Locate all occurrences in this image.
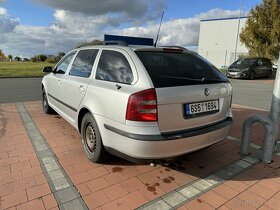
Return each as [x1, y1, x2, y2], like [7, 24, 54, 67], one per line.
[56, 52, 76, 74]
[69, 49, 98, 78]
[96, 50, 133, 84]
[257, 59, 263, 66]
[262, 59, 271, 66]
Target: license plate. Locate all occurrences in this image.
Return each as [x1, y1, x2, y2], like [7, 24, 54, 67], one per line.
[229, 72, 238, 75]
[185, 100, 219, 117]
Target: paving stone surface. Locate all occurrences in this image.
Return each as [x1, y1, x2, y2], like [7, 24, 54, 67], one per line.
[1, 101, 280, 210]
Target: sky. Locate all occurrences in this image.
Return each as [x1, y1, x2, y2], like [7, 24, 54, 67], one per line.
[0, 0, 262, 57]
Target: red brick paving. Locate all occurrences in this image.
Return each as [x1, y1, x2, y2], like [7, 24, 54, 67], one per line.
[1, 101, 280, 209]
[0, 103, 58, 210]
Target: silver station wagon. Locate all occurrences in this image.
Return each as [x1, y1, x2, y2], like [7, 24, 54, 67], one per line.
[42, 43, 233, 163]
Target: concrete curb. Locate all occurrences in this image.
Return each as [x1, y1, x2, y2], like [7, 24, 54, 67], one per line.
[16, 103, 89, 210]
[0, 76, 44, 79]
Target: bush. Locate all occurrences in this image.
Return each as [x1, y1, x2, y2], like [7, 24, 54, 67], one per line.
[46, 56, 59, 63]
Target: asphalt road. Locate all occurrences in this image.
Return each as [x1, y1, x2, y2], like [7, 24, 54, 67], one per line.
[230, 79, 274, 111]
[0, 77, 42, 103]
[0, 77, 275, 111]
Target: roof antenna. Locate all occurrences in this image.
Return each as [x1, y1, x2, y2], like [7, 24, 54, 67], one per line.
[154, 11, 164, 47]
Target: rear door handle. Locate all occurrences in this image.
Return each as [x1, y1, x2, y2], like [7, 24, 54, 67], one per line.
[79, 85, 85, 93]
[58, 80, 61, 85]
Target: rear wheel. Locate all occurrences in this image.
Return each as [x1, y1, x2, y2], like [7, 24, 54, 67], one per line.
[267, 70, 272, 78]
[81, 113, 109, 163]
[42, 88, 54, 114]
[249, 71, 255, 80]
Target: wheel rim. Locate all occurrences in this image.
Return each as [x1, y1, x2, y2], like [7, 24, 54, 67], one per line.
[85, 122, 96, 153]
[268, 71, 271, 78]
[250, 72, 254, 79]
[43, 93, 47, 109]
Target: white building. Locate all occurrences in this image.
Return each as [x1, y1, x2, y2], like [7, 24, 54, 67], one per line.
[198, 17, 248, 68]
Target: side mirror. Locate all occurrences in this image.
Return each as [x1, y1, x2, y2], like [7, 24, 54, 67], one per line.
[42, 66, 53, 73]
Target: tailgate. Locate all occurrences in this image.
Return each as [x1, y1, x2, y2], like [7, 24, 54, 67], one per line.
[156, 83, 232, 133]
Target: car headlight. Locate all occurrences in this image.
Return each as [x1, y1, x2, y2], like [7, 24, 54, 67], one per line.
[241, 68, 249, 72]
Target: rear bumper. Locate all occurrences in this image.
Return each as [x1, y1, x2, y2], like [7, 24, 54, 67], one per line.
[103, 117, 232, 161]
[105, 117, 232, 141]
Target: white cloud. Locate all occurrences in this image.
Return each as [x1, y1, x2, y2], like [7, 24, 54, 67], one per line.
[113, 8, 244, 47]
[0, 7, 19, 33]
[1, 7, 246, 57]
[0, 7, 7, 16]
[50, 10, 121, 35]
[32, 0, 166, 25]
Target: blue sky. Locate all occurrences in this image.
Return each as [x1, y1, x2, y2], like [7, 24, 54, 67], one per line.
[0, 0, 262, 57]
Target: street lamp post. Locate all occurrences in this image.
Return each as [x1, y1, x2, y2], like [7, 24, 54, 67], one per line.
[234, 0, 243, 61]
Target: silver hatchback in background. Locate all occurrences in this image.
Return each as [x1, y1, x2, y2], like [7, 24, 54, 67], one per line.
[42, 43, 233, 163]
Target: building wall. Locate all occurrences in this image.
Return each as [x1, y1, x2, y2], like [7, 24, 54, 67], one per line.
[198, 17, 248, 68]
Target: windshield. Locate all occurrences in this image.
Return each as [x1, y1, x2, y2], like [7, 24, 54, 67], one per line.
[136, 51, 228, 88]
[231, 58, 257, 67]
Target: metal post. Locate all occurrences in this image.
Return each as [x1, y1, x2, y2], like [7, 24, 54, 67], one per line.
[262, 54, 280, 162]
[234, 0, 243, 61]
[224, 50, 228, 67]
[241, 53, 280, 163]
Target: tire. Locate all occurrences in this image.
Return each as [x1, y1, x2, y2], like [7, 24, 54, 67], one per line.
[249, 71, 255, 80]
[42, 88, 54, 114]
[81, 113, 109, 163]
[267, 70, 272, 78]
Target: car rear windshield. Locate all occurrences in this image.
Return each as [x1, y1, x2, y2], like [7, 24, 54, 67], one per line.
[136, 51, 228, 88]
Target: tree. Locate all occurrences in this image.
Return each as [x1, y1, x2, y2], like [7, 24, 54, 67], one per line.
[30, 56, 37, 62]
[14, 56, 21, 61]
[37, 54, 47, 62]
[0, 49, 6, 60]
[76, 39, 103, 48]
[240, 0, 280, 62]
[58, 52, 65, 57]
[8, 55, 13, 62]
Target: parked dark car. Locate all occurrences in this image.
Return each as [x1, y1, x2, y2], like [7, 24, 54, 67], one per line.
[226, 57, 272, 80]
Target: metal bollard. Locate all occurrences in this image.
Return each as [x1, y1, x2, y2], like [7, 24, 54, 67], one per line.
[241, 53, 280, 163]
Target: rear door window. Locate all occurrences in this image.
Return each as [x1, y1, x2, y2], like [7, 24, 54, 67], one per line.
[262, 59, 271, 67]
[136, 51, 227, 88]
[96, 50, 133, 84]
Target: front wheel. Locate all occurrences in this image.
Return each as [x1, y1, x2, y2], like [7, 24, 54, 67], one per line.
[267, 70, 272, 78]
[249, 71, 255, 80]
[42, 88, 54, 114]
[81, 113, 109, 163]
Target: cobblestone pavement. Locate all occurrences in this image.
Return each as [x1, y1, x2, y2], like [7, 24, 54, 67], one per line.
[1, 101, 280, 210]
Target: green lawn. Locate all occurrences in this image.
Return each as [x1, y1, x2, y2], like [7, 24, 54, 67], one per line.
[0, 61, 55, 77]
[219, 69, 227, 75]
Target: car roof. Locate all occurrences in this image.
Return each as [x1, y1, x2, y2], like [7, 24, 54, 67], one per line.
[241, 57, 270, 60]
[75, 44, 196, 54]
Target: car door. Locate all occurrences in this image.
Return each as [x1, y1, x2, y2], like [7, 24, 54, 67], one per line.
[46, 52, 76, 111]
[90, 49, 135, 124]
[263, 59, 272, 77]
[59, 49, 99, 123]
[255, 59, 265, 78]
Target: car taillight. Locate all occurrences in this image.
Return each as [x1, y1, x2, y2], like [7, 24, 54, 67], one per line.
[126, 88, 158, 122]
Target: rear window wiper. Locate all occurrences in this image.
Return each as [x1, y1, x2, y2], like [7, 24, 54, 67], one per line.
[158, 75, 202, 82]
[201, 77, 226, 83]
